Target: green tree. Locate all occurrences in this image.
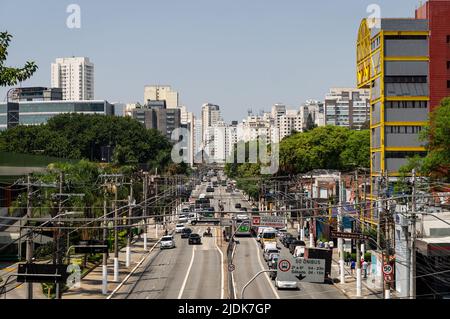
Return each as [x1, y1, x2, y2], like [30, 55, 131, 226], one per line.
[421, 98, 450, 179]
[340, 129, 370, 170]
[0, 114, 173, 171]
[0, 31, 38, 86]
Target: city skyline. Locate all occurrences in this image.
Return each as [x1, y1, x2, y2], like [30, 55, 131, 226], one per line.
[0, 0, 421, 122]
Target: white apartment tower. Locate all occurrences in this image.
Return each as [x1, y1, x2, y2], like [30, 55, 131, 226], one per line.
[201, 103, 222, 142]
[51, 57, 94, 101]
[144, 85, 179, 109]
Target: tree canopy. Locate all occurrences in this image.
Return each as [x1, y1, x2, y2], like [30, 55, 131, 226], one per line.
[279, 126, 370, 175]
[0, 31, 38, 86]
[0, 113, 174, 170]
[402, 98, 450, 180]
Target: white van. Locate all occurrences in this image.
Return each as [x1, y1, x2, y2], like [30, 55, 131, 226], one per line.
[257, 227, 275, 242]
[293, 245, 306, 258]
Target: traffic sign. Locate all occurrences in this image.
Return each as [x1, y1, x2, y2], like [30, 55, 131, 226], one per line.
[278, 259, 291, 272]
[383, 263, 393, 275]
[228, 264, 235, 272]
[277, 255, 326, 283]
[384, 274, 393, 282]
[331, 231, 369, 240]
[252, 216, 261, 226]
[17, 264, 69, 283]
[252, 215, 285, 228]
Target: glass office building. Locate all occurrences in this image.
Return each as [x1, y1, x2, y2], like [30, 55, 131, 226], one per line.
[0, 100, 114, 130]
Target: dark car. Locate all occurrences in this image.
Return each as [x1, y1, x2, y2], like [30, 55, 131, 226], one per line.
[188, 233, 202, 245]
[241, 207, 247, 212]
[206, 187, 214, 192]
[282, 234, 295, 247]
[289, 240, 306, 255]
[181, 228, 193, 238]
[235, 203, 241, 209]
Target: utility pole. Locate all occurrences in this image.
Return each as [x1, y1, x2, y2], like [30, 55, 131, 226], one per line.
[25, 174, 33, 299]
[338, 173, 345, 284]
[383, 171, 390, 299]
[102, 185, 108, 295]
[361, 170, 367, 256]
[113, 176, 119, 282]
[143, 172, 148, 250]
[410, 169, 417, 299]
[55, 171, 63, 299]
[126, 178, 133, 268]
[355, 170, 362, 297]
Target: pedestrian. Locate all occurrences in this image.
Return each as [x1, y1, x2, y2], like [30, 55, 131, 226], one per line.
[362, 260, 368, 278]
[350, 260, 356, 275]
[165, 229, 168, 236]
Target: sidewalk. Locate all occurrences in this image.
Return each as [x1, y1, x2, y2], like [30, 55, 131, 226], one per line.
[330, 249, 383, 299]
[63, 222, 172, 299]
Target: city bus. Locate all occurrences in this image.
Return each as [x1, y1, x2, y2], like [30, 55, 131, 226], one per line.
[235, 215, 251, 237]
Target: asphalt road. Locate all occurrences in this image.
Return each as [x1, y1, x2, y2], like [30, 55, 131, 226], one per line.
[113, 176, 346, 299]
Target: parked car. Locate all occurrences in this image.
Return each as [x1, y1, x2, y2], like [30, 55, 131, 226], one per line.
[206, 186, 214, 192]
[267, 252, 280, 267]
[175, 224, 186, 233]
[234, 203, 241, 209]
[289, 240, 306, 255]
[282, 234, 295, 247]
[181, 228, 193, 238]
[264, 248, 280, 262]
[160, 235, 175, 249]
[188, 233, 202, 245]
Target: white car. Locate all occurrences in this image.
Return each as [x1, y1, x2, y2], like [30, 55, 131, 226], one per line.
[160, 235, 175, 249]
[178, 214, 188, 223]
[264, 248, 280, 262]
[275, 277, 298, 290]
[175, 224, 185, 233]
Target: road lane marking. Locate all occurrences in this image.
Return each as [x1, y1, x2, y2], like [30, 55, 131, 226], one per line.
[253, 238, 280, 299]
[231, 240, 237, 299]
[214, 227, 225, 299]
[177, 244, 196, 299]
[107, 237, 163, 299]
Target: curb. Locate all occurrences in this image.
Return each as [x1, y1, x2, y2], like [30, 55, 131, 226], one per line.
[106, 229, 174, 299]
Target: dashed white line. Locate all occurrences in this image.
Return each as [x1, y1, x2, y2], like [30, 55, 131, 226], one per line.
[214, 227, 225, 299]
[253, 239, 280, 299]
[177, 244, 196, 299]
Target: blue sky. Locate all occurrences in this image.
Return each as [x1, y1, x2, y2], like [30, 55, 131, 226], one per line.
[0, 0, 421, 121]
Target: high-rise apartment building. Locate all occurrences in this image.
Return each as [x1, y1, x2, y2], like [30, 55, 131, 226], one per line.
[324, 88, 370, 129]
[201, 103, 222, 143]
[51, 57, 94, 101]
[144, 85, 179, 109]
[271, 104, 287, 128]
[279, 109, 303, 140]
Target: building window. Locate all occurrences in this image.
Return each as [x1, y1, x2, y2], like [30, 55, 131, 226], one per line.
[447, 35, 450, 43]
[448, 80, 450, 89]
[447, 61, 450, 69]
[384, 76, 427, 83]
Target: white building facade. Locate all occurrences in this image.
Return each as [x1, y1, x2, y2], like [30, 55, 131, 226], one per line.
[51, 57, 94, 101]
